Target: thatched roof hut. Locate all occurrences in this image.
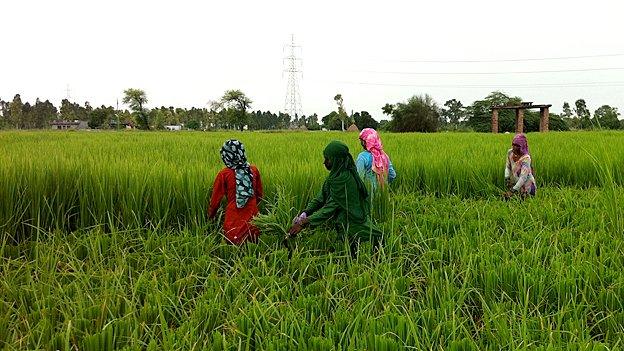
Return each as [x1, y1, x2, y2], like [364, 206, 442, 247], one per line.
[346, 123, 359, 132]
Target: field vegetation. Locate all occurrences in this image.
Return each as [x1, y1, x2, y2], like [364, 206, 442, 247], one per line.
[1, 131, 623, 350]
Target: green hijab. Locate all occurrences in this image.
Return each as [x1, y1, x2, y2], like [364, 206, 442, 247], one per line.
[323, 140, 369, 221]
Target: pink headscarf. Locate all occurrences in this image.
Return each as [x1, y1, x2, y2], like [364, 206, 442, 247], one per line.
[512, 134, 530, 156]
[359, 128, 390, 185]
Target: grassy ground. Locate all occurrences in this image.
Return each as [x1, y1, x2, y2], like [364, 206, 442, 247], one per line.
[1, 131, 623, 350]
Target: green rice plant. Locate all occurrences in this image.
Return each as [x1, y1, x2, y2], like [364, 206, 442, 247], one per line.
[252, 186, 298, 237]
[1, 131, 624, 236]
[1, 131, 624, 349]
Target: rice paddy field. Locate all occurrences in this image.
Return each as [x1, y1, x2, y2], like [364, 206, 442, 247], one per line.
[1, 130, 623, 350]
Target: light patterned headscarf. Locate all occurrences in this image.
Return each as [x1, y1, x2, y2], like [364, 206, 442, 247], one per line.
[512, 134, 530, 156]
[359, 128, 390, 185]
[220, 139, 253, 208]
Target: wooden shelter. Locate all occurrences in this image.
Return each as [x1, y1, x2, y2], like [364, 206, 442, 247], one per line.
[491, 102, 551, 133]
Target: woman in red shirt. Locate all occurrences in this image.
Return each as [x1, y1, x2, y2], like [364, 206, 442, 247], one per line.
[208, 139, 263, 245]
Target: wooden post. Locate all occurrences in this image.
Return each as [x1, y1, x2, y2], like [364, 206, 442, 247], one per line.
[491, 108, 499, 133]
[539, 107, 549, 132]
[515, 108, 524, 134]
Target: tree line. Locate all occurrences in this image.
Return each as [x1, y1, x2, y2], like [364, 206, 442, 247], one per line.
[1, 89, 621, 132]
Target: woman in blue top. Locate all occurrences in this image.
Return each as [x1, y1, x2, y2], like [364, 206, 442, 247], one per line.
[356, 128, 396, 190]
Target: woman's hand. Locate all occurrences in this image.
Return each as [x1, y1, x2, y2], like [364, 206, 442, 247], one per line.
[291, 212, 307, 225]
[208, 209, 217, 220]
[287, 216, 309, 237]
[502, 188, 517, 200]
[505, 178, 513, 190]
[287, 223, 303, 237]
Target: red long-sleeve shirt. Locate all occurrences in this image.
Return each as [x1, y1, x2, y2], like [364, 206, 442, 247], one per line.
[208, 165, 263, 245]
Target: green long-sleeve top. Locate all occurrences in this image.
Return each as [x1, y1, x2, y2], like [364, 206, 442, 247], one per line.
[304, 174, 382, 243]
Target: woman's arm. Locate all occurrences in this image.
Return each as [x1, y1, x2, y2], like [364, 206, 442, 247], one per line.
[388, 160, 397, 183]
[303, 183, 327, 216]
[306, 196, 341, 227]
[253, 167, 263, 203]
[289, 182, 336, 236]
[356, 152, 369, 179]
[512, 157, 531, 192]
[504, 150, 512, 180]
[208, 171, 226, 219]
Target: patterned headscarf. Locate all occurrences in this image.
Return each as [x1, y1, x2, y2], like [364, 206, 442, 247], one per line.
[358, 128, 390, 185]
[220, 139, 254, 208]
[512, 134, 530, 156]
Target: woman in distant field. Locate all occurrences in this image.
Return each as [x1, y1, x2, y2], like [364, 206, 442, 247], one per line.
[356, 128, 396, 190]
[288, 140, 382, 255]
[503, 133, 536, 199]
[208, 139, 263, 245]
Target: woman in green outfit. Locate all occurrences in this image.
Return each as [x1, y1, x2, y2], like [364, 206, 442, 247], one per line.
[287, 140, 382, 254]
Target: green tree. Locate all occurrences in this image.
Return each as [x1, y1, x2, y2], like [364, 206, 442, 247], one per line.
[149, 108, 166, 130]
[187, 107, 205, 129]
[378, 119, 390, 131]
[8, 94, 24, 129]
[441, 99, 466, 125]
[119, 110, 134, 128]
[305, 113, 321, 130]
[59, 99, 89, 122]
[89, 106, 115, 129]
[593, 105, 621, 130]
[248, 110, 270, 130]
[247, 110, 292, 130]
[467, 91, 522, 132]
[166, 107, 179, 126]
[84, 102, 93, 119]
[381, 103, 394, 116]
[216, 90, 252, 131]
[561, 102, 577, 129]
[322, 111, 343, 130]
[59, 99, 76, 121]
[541, 112, 568, 131]
[0, 99, 8, 129]
[32, 99, 58, 128]
[562, 102, 573, 119]
[353, 111, 379, 130]
[186, 119, 200, 130]
[389, 94, 440, 132]
[123, 88, 149, 130]
[21, 102, 32, 129]
[333, 94, 350, 130]
[278, 112, 291, 129]
[574, 99, 591, 129]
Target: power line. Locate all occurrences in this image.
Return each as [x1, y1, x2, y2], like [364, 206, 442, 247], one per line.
[352, 67, 624, 75]
[336, 80, 624, 88]
[380, 53, 624, 63]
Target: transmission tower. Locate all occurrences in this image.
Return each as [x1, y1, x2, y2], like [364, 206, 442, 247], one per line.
[65, 84, 72, 100]
[283, 34, 302, 121]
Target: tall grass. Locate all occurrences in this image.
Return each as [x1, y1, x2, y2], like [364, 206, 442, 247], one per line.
[1, 188, 623, 349]
[1, 131, 623, 237]
[1, 130, 623, 349]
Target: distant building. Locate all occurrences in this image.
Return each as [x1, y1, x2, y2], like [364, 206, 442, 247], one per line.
[109, 120, 134, 129]
[50, 120, 88, 130]
[289, 122, 308, 130]
[164, 125, 183, 131]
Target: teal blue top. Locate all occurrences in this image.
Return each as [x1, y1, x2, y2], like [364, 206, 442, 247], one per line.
[355, 151, 396, 189]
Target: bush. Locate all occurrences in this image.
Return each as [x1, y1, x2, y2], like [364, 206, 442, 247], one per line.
[388, 94, 439, 132]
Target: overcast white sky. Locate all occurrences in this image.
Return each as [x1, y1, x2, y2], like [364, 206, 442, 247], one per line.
[1, 0, 623, 120]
